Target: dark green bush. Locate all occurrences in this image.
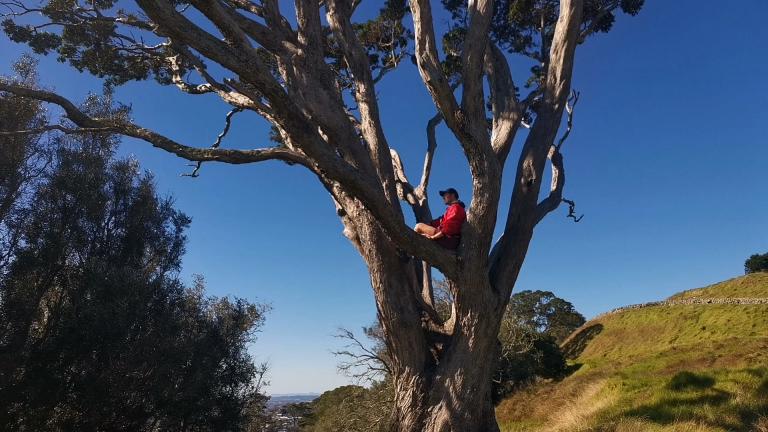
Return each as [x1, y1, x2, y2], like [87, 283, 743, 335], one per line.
[745, 252, 768, 274]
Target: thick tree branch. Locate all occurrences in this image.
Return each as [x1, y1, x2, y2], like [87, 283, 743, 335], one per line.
[0, 125, 112, 136]
[390, 149, 430, 223]
[295, 0, 324, 61]
[485, 43, 523, 163]
[460, 0, 493, 144]
[191, 0, 261, 58]
[220, 3, 298, 55]
[417, 112, 443, 196]
[167, 54, 215, 95]
[410, 0, 499, 206]
[0, 82, 308, 168]
[0, 83, 458, 278]
[409, 0, 461, 132]
[534, 146, 564, 224]
[491, 0, 584, 292]
[135, 1, 289, 113]
[326, 0, 399, 205]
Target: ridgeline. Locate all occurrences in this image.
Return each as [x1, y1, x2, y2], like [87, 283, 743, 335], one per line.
[497, 273, 768, 432]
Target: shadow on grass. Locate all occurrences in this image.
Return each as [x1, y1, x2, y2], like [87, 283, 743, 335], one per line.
[666, 371, 715, 391]
[561, 323, 603, 360]
[624, 370, 768, 431]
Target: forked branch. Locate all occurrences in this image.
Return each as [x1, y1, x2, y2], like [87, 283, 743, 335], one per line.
[556, 90, 580, 150]
[0, 83, 460, 279]
[562, 198, 583, 222]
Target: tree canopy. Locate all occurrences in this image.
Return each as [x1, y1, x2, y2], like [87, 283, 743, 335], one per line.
[745, 253, 768, 274]
[506, 289, 585, 343]
[0, 68, 270, 431]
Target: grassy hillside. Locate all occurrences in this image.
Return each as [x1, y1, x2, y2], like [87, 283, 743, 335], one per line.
[496, 273, 768, 432]
[669, 273, 768, 300]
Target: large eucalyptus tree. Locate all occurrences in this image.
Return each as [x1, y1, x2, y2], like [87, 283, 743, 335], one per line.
[0, 0, 642, 430]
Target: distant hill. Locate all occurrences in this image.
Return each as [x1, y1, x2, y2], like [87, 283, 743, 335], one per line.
[496, 273, 768, 432]
[267, 393, 319, 409]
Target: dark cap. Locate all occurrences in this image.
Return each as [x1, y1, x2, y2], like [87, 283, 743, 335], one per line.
[439, 187, 459, 198]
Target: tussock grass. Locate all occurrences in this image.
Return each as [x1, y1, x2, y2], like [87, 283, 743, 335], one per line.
[497, 275, 768, 432]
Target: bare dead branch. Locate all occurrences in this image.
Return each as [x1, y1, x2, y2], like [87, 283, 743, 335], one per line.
[562, 197, 583, 222]
[333, 327, 392, 383]
[534, 90, 581, 222]
[555, 90, 579, 150]
[184, 107, 244, 177]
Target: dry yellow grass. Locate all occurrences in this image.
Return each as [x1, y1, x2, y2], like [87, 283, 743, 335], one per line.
[546, 380, 617, 432]
[669, 273, 768, 300]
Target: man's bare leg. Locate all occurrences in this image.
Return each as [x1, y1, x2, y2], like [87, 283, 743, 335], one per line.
[414, 223, 438, 237]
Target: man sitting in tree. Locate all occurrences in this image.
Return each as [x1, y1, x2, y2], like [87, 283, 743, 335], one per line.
[414, 188, 467, 250]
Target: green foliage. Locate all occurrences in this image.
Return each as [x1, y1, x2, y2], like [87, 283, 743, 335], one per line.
[1, 1, 413, 90]
[301, 381, 393, 432]
[2, 5, 173, 86]
[745, 252, 768, 274]
[441, 0, 644, 92]
[507, 289, 586, 343]
[493, 329, 567, 403]
[354, 0, 412, 75]
[491, 289, 583, 402]
[0, 56, 52, 270]
[442, 0, 644, 56]
[0, 79, 270, 430]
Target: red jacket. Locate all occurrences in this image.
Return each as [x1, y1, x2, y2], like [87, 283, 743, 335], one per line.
[430, 202, 466, 237]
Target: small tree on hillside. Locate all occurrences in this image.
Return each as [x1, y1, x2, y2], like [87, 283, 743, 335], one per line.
[507, 290, 585, 343]
[745, 252, 768, 274]
[1, 1, 644, 429]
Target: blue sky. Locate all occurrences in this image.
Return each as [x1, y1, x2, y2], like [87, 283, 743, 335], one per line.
[2, 1, 767, 395]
